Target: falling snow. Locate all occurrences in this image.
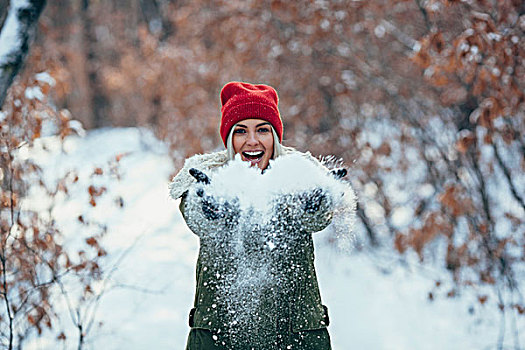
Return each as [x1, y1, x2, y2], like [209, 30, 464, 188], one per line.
[180, 154, 355, 346]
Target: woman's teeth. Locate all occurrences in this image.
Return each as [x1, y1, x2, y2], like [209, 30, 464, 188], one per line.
[243, 151, 264, 159]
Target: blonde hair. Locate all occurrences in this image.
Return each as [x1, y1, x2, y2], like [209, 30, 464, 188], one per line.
[226, 123, 282, 161]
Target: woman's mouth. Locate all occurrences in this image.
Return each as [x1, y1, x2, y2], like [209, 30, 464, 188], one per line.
[242, 151, 264, 164]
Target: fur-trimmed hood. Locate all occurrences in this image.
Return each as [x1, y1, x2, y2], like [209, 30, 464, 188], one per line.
[168, 146, 327, 200]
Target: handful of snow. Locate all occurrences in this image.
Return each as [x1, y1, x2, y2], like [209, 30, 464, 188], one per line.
[194, 153, 356, 248]
[204, 154, 345, 207]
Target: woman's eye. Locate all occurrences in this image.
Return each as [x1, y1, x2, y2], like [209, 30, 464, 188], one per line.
[257, 127, 270, 133]
[233, 129, 246, 134]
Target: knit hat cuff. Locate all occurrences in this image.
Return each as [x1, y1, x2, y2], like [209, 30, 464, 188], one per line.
[225, 102, 279, 120]
[220, 102, 282, 145]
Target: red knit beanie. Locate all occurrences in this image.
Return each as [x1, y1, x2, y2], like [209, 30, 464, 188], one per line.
[219, 81, 283, 146]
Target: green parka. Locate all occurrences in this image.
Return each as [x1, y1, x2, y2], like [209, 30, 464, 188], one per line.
[170, 147, 342, 349]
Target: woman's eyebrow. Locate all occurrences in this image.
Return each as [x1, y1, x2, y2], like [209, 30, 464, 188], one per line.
[256, 122, 271, 127]
[235, 124, 248, 128]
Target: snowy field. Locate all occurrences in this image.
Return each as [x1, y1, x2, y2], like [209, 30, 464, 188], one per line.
[22, 128, 523, 349]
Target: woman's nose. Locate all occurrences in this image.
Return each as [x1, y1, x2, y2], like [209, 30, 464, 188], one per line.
[246, 132, 259, 145]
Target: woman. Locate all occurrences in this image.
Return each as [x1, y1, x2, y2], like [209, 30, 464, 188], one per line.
[170, 82, 352, 349]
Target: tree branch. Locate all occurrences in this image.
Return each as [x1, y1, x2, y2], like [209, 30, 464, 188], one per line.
[0, 0, 47, 108]
[492, 142, 525, 212]
[356, 202, 379, 246]
[414, 0, 431, 32]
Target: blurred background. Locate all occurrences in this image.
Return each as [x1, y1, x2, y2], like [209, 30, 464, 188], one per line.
[1, 0, 524, 349]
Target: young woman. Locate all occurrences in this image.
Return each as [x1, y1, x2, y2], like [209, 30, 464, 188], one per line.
[170, 82, 352, 349]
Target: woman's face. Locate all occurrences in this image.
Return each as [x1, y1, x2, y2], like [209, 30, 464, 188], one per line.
[232, 118, 274, 170]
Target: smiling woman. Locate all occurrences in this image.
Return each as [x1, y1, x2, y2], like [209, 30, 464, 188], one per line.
[168, 81, 352, 350]
[221, 82, 283, 171]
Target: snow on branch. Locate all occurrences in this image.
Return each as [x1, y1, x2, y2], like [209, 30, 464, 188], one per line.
[0, 0, 46, 107]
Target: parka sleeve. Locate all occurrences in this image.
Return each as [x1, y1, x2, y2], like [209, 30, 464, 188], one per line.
[178, 192, 198, 236]
[179, 190, 208, 237]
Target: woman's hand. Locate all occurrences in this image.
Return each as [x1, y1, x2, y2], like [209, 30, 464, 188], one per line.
[271, 188, 333, 234]
[189, 168, 234, 221]
[184, 168, 240, 233]
[189, 168, 211, 184]
[195, 187, 238, 221]
[330, 168, 347, 179]
[299, 188, 327, 214]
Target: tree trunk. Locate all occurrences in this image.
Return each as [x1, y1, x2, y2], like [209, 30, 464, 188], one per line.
[80, 0, 109, 128]
[0, 0, 47, 108]
[0, 0, 9, 30]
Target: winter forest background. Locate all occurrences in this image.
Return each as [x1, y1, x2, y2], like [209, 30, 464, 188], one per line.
[0, 0, 524, 349]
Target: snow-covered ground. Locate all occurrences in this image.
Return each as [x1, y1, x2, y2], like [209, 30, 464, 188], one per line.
[22, 128, 524, 349]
